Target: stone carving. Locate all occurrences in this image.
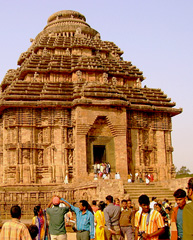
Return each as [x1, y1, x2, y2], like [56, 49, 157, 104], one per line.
[33, 72, 39, 81]
[65, 48, 70, 56]
[68, 152, 73, 166]
[76, 70, 82, 81]
[38, 150, 43, 165]
[136, 78, 141, 88]
[75, 27, 81, 35]
[7, 69, 16, 74]
[38, 130, 43, 143]
[96, 50, 100, 56]
[103, 73, 108, 84]
[42, 47, 49, 57]
[112, 77, 117, 86]
[22, 149, 30, 164]
[94, 33, 101, 40]
[68, 129, 73, 144]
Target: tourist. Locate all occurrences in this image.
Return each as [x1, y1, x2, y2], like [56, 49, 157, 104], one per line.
[156, 203, 170, 240]
[135, 172, 139, 182]
[28, 225, 39, 240]
[95, 201, 106, 240]
[171, 188, 186, 240]
[100, 163, 105, 174]
[0, 205, 32, 240]
[128, 173, 132, 183]
[145, 173, 150, 185]
[134, 194, 165, 240]
[165, 207, 171, 220]
[104, 195, 121, 240]
[183, 177, 193, 239]
[91, 200, 99, 213]
[61, 198, 95, 240]
[46, 196, 70, 240]
[32, 205, 49, 240]
[139, 172, 143, 183]
[115, 172, 121, 179]
[150, 197, 157, 210]
[114, 198, 120, 206]
[97, 163, 100, 173]
[106, 162, 111, 174]
[64, 174, 68, 184]
[127, 199, 134, 211]
[119, 199, 135, 240]
[163, 199, 170, 209]
[65, 208, 76, 227]
[150, 174, 154, 182]
[103, 172, 108, 179]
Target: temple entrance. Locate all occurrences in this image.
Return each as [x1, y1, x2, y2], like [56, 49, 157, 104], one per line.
[93, 145, 106, 164]
[86, 116, 115, 173]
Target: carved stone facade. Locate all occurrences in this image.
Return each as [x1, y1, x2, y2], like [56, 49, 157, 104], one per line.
[0, 180, 124, 219]
[0, 10, 182, 216]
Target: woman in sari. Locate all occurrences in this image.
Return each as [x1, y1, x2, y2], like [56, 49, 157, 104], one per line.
[32, 205, 49, 240]
[94, 201, 106, 240]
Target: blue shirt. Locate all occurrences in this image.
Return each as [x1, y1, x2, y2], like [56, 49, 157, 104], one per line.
[177, 208, 183, 238]
[61, 198, 95, 239]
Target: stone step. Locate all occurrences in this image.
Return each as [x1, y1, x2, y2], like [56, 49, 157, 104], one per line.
[124, 190, 174, 196]
[123, 182, 175, 205]
[124, 187, 173, 192]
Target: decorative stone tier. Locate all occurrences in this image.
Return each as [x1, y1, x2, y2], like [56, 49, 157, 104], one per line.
[0, 80, 181, 117]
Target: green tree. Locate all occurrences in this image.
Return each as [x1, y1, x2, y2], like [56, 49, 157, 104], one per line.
[176, 166, 191, 178]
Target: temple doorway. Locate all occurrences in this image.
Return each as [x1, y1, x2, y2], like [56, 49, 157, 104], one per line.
[86, 116, 115, 173]
[93, 145, 106, 164]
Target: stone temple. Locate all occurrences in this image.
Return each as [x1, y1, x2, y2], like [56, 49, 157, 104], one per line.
[0, 10, 182, 217]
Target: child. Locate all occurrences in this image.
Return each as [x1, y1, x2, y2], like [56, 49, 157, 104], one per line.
[28, 224, 39, 240]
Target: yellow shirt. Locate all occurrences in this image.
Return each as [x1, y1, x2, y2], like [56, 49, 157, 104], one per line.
[135, 210, 164, 240]
[0, 218, 32, 240]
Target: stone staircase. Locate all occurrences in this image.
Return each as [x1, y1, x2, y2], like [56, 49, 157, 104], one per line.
[123, 182, 175, 206]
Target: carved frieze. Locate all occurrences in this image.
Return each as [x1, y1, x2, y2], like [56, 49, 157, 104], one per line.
[127, 111, 171, 130]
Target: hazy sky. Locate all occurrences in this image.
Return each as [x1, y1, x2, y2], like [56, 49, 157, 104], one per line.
[0, 0, 192, 172]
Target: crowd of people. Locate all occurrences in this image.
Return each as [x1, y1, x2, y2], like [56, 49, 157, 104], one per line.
[1, 177, 193, 240]
[92, 164, 154, 184]
[93, 163, 111, 180]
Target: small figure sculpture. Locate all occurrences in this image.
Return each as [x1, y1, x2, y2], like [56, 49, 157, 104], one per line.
[103, 73, 108, 84]
[112, 77, 117, 86]
[76, 70, 82, 81]
[33, 72, 39, 81]
[75, 27, 81, 36]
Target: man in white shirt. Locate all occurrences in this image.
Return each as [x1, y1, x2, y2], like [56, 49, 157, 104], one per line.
[150, 197, 157, 210]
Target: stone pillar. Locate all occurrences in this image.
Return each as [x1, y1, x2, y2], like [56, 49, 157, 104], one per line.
[156, 130, 166, 181]
[114, 135, 128, 180]
[131, 129, 140, 172]
[74, 134, 88, 181]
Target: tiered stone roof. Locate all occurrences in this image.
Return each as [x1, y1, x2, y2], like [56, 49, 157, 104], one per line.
[0, 10, 182, 116]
